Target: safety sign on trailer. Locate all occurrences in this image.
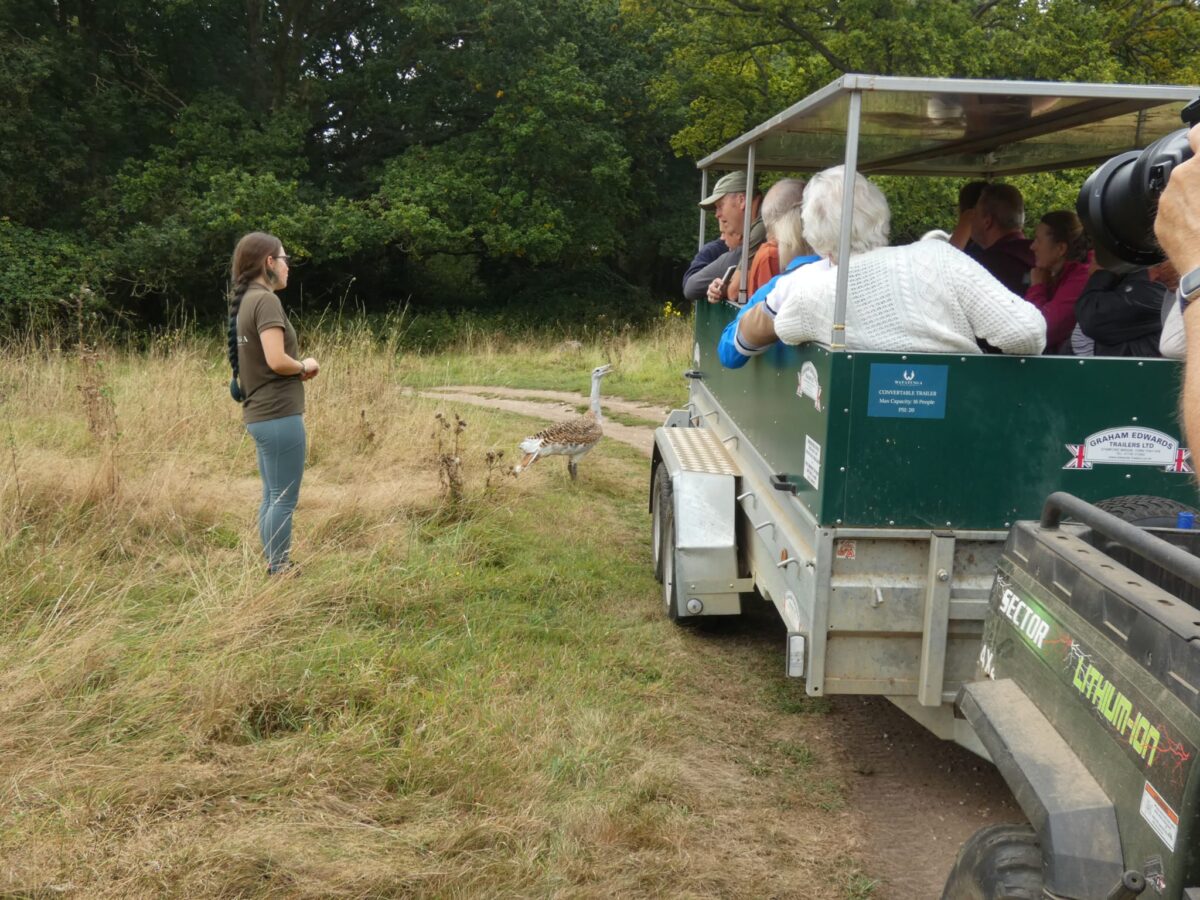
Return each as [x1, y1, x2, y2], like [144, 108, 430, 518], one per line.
[866, 364, 948, 419]
[1063, 426, 1191, 472]
[803, 436, 821, 489]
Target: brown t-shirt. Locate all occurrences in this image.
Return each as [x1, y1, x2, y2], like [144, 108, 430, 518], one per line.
[236, 286, 305, 424]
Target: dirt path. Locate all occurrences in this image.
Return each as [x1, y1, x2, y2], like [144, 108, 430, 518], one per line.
[832, 696, 1021, 898]
[416, 385, 1022, 897]
[408, 385, 664, 456]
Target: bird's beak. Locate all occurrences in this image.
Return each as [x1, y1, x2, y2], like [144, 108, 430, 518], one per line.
[597, 365, 613, 376]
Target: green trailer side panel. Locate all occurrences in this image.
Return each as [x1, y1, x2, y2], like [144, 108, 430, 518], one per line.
[695, 301, 1195, 530]
[695, 307, 838, 523]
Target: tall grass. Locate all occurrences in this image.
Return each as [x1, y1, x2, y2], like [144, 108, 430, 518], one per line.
[0, 318, 861, 898]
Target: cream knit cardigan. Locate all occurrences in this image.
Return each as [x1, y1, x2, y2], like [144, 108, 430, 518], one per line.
[772, 239, 1047, 355]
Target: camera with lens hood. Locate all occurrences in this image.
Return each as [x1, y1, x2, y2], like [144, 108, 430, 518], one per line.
[1077, 97, 1200, 271]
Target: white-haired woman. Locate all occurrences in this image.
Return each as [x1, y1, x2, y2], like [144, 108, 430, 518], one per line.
[717, 200, 824, 368]
[770, 166, 1046, 354]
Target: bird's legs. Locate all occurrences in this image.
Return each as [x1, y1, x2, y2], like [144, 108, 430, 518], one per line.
[567, 458, 578, 481]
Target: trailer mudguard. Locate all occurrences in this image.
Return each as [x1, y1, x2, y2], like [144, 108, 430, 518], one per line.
[653, 425, 748, 617]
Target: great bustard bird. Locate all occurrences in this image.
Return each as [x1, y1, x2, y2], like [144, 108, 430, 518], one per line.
[513, 364, 612, 480]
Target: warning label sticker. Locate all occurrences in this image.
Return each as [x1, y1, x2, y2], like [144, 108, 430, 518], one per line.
[1140, 781, 1178, 851]
[803, 436, 821, 489]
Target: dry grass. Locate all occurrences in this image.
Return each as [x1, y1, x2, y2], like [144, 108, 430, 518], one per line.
[0, 321, 862, 898]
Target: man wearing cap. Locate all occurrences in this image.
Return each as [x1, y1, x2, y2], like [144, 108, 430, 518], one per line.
[682, 171, 765, 303]
[719, 177, 806, 302]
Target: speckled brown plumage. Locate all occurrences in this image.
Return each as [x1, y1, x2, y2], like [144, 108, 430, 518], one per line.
[527, 412, 603, 448]
[513, 365, 612, 480]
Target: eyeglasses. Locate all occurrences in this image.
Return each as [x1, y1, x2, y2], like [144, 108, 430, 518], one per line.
[272, 254, 291, 263]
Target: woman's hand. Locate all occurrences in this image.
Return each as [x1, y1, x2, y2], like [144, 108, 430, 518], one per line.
[300, 357, 320, 380]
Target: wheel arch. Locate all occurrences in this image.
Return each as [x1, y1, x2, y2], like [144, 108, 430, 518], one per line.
[957, 678, 1126, 898]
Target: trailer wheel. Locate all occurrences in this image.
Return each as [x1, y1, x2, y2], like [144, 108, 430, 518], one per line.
[651, 463, 668, 583]
[1096, 495, 1199, 528]
[656, 471, 696, 626]
[940, 824, 1044, 900]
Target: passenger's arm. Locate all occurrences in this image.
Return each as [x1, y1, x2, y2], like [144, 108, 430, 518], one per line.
[947, 245, 1046, 355]
[737, 303, 778, 350]
[949, 209, 973, 250]
[717, 281, 774, 369]
[683, 249, 739, 302]
[1154, 123, 1200, 455]
[717, 319, 750, 369]
[717, 305, 781, 369]
[682, 238, 728, 294]
[771, 278, 829, 347]
[724, 267, 742, 302]
[1160, 297, 1187, 359]
[1075, 272, 1166, 345]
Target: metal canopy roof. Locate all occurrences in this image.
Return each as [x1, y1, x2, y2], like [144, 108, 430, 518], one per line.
[697, 74, 1198, 177]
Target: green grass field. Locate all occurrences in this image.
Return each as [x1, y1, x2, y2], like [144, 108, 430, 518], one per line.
[0, 318, 872, 897]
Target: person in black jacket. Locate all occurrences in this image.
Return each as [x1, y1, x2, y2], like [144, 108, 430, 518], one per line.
[1072, 261, 1168, 357]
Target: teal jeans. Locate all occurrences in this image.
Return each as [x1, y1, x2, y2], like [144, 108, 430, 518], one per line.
[246, 414, 306, 572]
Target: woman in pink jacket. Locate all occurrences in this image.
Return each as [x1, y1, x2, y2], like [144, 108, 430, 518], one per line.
[1025, 210, 1090, 353]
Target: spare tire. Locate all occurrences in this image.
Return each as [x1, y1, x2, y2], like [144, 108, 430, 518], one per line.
[1095, 495, 1199, 528]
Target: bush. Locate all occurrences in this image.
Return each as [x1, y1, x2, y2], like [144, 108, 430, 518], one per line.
[501, 265, 660, 332]
[0, 219, 107, 327]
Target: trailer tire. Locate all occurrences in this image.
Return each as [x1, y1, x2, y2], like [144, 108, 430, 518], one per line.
[651, 463, 668, 583]
[657, 471, 696, 626]
[1096, 495, 1199, 528]
[940, 824, 1044, 900]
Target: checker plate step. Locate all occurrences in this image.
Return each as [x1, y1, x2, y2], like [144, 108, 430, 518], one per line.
[662, 427, 741, 476]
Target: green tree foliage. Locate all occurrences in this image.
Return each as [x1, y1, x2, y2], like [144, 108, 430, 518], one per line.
[630, 0, 1200, 240]
[0, 219, 104, 326]
[0, 0, 687, 323]
[1, 0, 1197, 325]
[634, 0, 1200, 159]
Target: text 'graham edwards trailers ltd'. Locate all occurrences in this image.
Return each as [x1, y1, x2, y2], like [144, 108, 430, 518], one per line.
[649, 75, 1200, 899]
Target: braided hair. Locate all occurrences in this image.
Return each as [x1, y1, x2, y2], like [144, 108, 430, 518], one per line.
[227, 231, 283, 402]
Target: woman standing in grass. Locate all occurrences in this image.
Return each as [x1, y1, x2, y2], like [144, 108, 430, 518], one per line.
[227, 231, 319, 576]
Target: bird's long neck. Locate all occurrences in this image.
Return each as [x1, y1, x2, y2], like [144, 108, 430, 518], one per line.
[590, 374, 604, 423]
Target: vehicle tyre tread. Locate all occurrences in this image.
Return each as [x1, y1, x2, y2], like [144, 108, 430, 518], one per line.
[652, 464, 667, 583]
[1096, 494, 1199, 528]
[940, 823, 1043, 900]
[658, 472, 697, 627]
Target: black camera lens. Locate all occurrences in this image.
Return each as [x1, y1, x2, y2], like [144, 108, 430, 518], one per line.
[1077, 98, 1200, 271]
[1077, 129, 1194, 271]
